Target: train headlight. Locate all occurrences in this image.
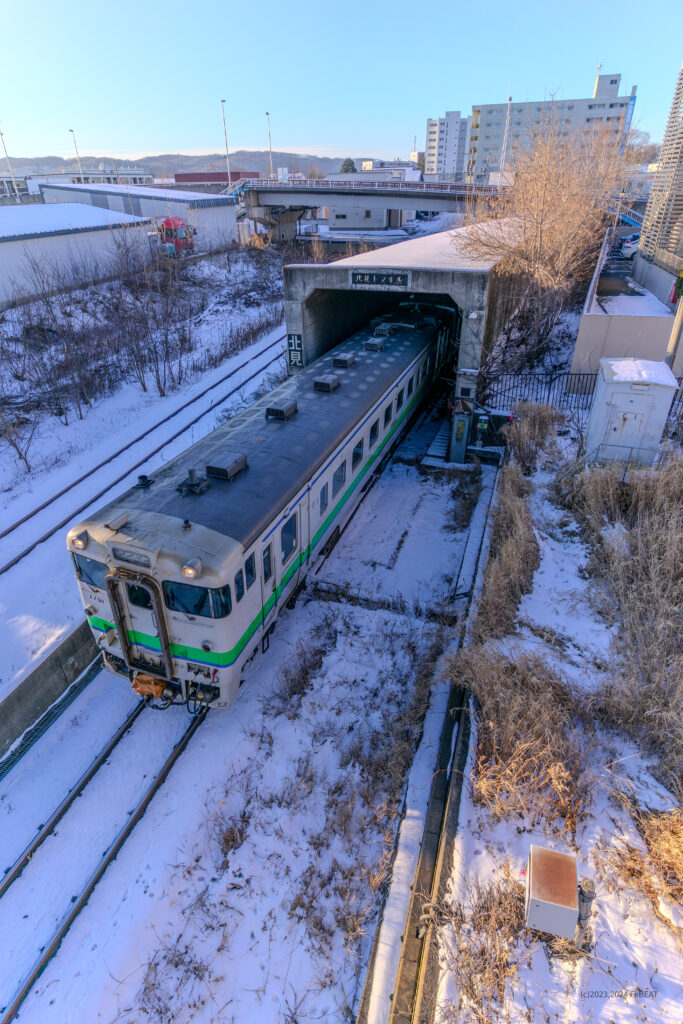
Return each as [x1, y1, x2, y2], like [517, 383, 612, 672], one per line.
[182, 557, 202, 580]
[72, 531, 89, 550]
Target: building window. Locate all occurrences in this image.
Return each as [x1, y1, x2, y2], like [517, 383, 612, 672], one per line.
[320, 483, 328, 515]
[332, 460, 346, 497]
[610, 78, 617, 84]
[245, 553, 256, 589]
[352, 439, 364, 470]
[281, 512, 297, 564]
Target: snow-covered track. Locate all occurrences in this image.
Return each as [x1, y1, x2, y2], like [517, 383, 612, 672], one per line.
[0, 707, 207, 1024]
[0, 336, 286, 577]
[0, 699, 146, 901]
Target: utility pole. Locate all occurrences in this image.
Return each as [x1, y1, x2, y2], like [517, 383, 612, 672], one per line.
[665, 289, 683, 369]
[221, 99, 232, 188]
[499, 96, 512, 179]
[0, 128, 21, 203]
[266, 111, 273, 179]
[69, 129, 84, 182]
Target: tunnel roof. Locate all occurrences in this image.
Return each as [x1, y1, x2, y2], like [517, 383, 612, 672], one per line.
[331, 225, 504, 272]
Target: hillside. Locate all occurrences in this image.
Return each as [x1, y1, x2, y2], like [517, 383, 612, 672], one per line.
[11, 150, 364, 177]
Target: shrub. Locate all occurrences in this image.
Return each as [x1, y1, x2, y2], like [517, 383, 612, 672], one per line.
[504, 401, 563, 474]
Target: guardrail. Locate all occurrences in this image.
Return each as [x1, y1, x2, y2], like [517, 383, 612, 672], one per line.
[239, 177, 500, 197]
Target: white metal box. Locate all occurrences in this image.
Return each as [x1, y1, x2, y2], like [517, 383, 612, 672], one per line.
[524, 844, 578, 939]
[585, 358, 678, 461]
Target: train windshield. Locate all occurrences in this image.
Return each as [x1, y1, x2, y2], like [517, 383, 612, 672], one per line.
[162, 581, 232, 619]
[73, 553, 108, 589]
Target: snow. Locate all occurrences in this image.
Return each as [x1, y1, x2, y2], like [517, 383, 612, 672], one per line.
[591, 287, 673, 317]
[333, 223, 505, 271]
[603, 357, 678, 387]
[433, 459, 683, 1024]
[0, 413, 485, 1023]
[0, 202, 150, 241]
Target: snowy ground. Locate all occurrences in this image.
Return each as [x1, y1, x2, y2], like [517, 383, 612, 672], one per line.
[434, 458, 683, 1023]
[0, 411, 484, 1023]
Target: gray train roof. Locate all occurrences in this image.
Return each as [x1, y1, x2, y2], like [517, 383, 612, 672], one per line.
[109, 318, 435, 551]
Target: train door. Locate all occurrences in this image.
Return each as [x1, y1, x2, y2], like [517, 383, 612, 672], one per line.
[260, 539, 278, 629]
[106, 570, 174, 679]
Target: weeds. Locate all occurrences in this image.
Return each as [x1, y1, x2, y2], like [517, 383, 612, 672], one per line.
[447, 646, 589, 828]
[474, 464, 539, 642]
[504, 401, 564, 474]
[260, 639, 324, 719]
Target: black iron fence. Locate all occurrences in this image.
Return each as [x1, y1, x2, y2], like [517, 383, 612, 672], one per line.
[480, 371, 683, 432]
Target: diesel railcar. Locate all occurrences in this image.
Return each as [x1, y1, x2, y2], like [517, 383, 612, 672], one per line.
[66, 309, 447, 709]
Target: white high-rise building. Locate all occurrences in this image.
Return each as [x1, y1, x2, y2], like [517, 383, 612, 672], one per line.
[424, 111, 470, 180]
[465, 74, 636, 183]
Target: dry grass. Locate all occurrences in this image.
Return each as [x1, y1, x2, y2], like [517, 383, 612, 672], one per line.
[447, 646, 589, 828]
[430, 862, 532, 1024]
[558, 458, 683, 790]
[504, 401, 564, 474]
[474, 464, 540, 642]
[260, 639, 324, 719]
[449, 463, 483, 531]
[209, 807, 251, 870]
[599, 805, 683, 945]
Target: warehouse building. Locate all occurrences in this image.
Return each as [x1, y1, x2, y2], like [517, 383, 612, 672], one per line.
[0, 203, 152, 307]
[39, 182, 238, 251]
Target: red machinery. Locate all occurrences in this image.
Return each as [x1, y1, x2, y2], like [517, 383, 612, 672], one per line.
[158, 216, 196, 256]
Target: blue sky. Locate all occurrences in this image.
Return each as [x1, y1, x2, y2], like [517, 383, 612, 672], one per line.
[1, 0, 680, 161]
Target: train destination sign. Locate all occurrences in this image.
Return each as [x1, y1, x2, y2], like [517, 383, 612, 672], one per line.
[351, 271, 409, 289]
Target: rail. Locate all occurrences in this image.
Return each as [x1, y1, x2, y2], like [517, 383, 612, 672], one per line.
[0, 338, 286, 576]
[0, 708, 207, 1024]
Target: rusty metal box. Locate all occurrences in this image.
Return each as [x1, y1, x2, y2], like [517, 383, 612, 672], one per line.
[524, 844, 578, 939]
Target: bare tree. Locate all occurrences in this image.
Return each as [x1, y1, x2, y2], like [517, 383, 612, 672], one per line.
[459, 121, 626, 381]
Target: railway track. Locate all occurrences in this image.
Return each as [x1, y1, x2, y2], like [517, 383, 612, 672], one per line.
[0, 334, 286, 577]
[0, 705, 207, 1024]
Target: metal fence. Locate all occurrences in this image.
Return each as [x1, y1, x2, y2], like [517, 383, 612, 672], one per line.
[481, 371, 683, 432]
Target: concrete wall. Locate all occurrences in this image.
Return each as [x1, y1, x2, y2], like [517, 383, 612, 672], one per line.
[329, 206, 387, 230]
[570, 311, 683, 376]
[0, 224, 152, 307]
[0, 621, 97, 760]
[632, 252, 678, 308]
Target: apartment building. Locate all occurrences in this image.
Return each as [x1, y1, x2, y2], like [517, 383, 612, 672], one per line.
[634, 64, 683, 306]
[464, 73, 636, 183]
[424, 111, 470, 180]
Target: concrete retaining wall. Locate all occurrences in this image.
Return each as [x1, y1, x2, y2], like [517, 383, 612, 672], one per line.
[0, 621, 97, 760]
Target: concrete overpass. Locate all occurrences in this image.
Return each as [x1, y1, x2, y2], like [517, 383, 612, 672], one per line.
[240, 178, 499, 240]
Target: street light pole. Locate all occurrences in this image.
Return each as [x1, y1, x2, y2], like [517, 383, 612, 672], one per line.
[220, 99, 232, 189]
[69, 129, 84, 182]
[0, 129, 21, 204]
[266, 111, 273, 179]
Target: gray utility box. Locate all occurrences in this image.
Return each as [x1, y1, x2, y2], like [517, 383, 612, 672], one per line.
[585, 358, 678, 461]
[525, 844, 578, 939]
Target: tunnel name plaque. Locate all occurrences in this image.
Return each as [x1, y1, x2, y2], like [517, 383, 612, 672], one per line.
[350, 271, 410, 289]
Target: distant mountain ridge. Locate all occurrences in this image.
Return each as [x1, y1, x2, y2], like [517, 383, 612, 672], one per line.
[11, 151, 367, 177]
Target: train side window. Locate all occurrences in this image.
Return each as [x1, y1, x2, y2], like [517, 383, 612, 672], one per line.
[369, 419, 379, 447]
[352, 439, 363, 470]
[281, 512, 297, 564]
[384, 403, 393, 428]
[320, 482, 328, 515]
[263, 543, 273, 582]
[211, 584, 232, 618]
[127, 583, 152, 609]
[396, 388, 404, 411]
[332, 460, 346, 496]
[234, 570, 245, 602]
[245, 553, 256, 589]
[73, 553, 108, 589]
[407, 376, 414, 396]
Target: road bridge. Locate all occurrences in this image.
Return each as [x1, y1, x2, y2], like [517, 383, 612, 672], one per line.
[239, 178, 500, 240]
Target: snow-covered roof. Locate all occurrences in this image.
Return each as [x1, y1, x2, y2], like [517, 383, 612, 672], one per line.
[0, 203, 151, 243]
[602, 357, 678, 387]
[40, 182, 237, 207]
[332, 224, 506, 272]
